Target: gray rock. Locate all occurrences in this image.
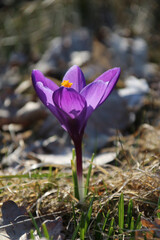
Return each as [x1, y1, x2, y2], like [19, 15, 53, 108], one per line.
[35, 28, 92, 75]
[94, 152, 116, 165]
[109, 33, 130, 71]
[132, 37, 148, 77]
[0, 66, 21, 88]
[143, 63, 159, 80]
[118, 75, 149, 110]
[108, 32, 148, 77]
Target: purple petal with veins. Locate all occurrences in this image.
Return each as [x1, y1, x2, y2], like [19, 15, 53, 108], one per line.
[62, 65, 86, 92]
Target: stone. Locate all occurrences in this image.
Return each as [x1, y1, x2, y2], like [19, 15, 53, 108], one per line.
[35, 28, 92, 76]
[118, 75, 149, 110]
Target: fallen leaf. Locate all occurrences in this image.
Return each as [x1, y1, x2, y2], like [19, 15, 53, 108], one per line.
[2, 200, 33, 240]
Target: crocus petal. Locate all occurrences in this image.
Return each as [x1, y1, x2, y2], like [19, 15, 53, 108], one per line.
[32, 70, 56, 111]
[33, 81, 67, 129]
[53, 87, 87, 137]
[62, 65, 86, 92]
[32, 70, 65, 125]
[34, 81, 53, 107]
[95, 67, 121, 83]
[95, 67, 121, 105]
[80, 80, 108, 119]
[53, 87, 87, 119]
[32, 70, 59, 92]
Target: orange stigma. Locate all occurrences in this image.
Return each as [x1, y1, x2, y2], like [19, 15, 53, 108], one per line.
[61, 80, 73, 88]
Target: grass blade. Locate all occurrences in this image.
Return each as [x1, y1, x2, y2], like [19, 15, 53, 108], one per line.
[72, 197, 94, 239]
[118, 193, 124, 233]
[130, 216, 135, 238]
[102, 209, 110, 232]
[108, 217, 114, 237]
[130, 216, 134, 230]
[80, 212, 85, 240]
[42, 223, 50, 240]
[71, 148, 79, 200]
[30, 229, 35, 240]
[95, 212, 103, 240]
[85, 153, 95, 197]
[80, 196, 95, 239]
[29, 212, 42, 238]
[72, 220, 81, 240]
[135, 213, 142, 230]
[84, 196, 94, 234]
[126, 199, 133, 229]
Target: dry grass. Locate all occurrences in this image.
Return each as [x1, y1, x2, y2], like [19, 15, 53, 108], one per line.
[0, 124, 159, 231]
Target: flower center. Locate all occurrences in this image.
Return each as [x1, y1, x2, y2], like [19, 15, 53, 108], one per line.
[61, 80, 73, 88]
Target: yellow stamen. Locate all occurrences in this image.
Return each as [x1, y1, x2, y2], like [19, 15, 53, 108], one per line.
[61, 80, 73, 88]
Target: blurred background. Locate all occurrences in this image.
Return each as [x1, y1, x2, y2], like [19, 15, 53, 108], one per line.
[0, 0, 160, 168]
[0, 0, 159, 77]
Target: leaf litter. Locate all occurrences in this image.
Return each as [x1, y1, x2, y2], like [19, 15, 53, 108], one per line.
[0, 123, 160, 239]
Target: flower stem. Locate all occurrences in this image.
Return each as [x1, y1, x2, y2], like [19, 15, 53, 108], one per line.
[74, 137, 84, 202]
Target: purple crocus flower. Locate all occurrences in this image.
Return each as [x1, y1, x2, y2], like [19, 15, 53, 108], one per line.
[32, 65, 120, 201]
